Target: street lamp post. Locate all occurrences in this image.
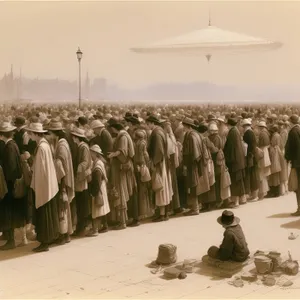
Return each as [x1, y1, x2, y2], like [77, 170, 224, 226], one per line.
[76, 47, 83, 108]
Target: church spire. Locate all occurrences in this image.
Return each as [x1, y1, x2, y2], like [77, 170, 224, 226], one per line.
[208, 9, 211, 26]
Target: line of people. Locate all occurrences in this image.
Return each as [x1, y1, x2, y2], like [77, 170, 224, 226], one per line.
[0, 105, 299, 253]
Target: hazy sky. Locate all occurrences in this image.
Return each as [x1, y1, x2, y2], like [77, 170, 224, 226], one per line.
[0, 1, 299, 88]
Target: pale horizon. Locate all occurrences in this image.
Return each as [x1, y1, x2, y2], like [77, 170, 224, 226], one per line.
[0, 1, 298, 88]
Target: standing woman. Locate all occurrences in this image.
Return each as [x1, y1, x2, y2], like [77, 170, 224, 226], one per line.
[48, 120, 75, 244]
[27, 120, 60, 252]
[0, 121, 26, 250]
[88, 145, 110, 235]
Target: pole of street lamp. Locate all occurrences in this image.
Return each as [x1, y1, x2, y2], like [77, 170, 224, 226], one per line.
[78, 59, 82, 108]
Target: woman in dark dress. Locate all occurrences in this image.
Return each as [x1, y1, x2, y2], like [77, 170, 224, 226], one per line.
[0, 121, 26, 250]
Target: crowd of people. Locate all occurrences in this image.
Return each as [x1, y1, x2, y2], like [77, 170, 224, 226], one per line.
[0, 103, 300, 253]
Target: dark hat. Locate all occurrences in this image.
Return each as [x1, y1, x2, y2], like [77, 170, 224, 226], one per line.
[217, 210, 240, 227]
[14, 116, 26, 127]
[107, 117, 118, 126]
[128, 114, 141, 125]
[290, 114, 299, 125]
[124, 112, 133, 122]
[182, 117, 195, 127]
[146, 115, 161, 125]
[197, 122, 209, 133]
[109, 122, 125, 131]
[77, 116, 88, 126]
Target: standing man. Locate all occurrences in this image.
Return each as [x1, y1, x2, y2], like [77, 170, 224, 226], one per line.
[285, 115, 300, 216]
[146, 115, 173, 222]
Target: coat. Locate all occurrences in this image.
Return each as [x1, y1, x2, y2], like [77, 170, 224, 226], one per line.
[218, 224, 250, 262]
[31, 138, 59, 209]
[285, 124, 300, 168]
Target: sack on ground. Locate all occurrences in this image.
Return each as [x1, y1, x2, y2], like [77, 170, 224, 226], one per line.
[156, 243, 177, 265]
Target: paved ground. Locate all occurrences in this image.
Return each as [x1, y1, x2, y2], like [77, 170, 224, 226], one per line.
[1, 193, 300, 299]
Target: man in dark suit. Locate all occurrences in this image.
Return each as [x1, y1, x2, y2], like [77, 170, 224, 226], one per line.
[285, 115, 300, 216]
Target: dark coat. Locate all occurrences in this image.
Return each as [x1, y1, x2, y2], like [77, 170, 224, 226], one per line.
[218, 224, 250, 262]
[89, 128, 113, 159]
[285, 124, 300, 168]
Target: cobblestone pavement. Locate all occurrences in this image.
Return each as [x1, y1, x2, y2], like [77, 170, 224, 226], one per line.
[1, 193, 300, 299]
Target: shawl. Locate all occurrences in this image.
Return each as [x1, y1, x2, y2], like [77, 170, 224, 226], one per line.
[182, 130, 202, 166]
[31, 138, 59, 209]
[223, 126, 246, 173]
[134, 139, 149, 166]
[258, 128, 270, 148]
[54, 138, 75, 203]
[114, 130, 135, 161]
[148, 126, 167, 166]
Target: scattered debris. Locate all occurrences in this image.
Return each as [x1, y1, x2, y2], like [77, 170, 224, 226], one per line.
[241, 272, 257, 282]
[228, 277, 244, 288]
[262, 275, 276, 286]
[164, 267, 182, 279]
[178, 272, 187, 280]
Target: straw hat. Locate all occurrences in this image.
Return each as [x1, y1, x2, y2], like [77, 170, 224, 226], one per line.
[240, 118, 252, 127]
[47, 120, 65, 131]
[0, 122, 16, 133]
[90, 144, 103, 155]
[70, 127, 86, 138]
[90, 119, 105, 130]
[208, 123, 218, 131]
[26, 122, 47, 133]
[257, 121, 267, 128]
[182, 117, 195, 127]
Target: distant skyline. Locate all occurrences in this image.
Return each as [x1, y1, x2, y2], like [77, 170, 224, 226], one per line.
[0, 1, 298, 88]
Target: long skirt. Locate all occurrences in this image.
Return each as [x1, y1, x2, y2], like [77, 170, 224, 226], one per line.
[35, 194, 60, 244]
[230, 169, 246, 197]
[177, 168, 187, 208]
[199, 184, 216, 204]
[215, 174, 222, 203]
[75, 190, 91, 230]
[135, 173, 152, 219]
[0, 182, 26, 231]
[244, 166, 259, 195]
[127, 187, 139, 220]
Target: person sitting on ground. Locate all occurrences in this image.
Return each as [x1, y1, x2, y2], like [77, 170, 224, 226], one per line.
[207, 210, 250, 262]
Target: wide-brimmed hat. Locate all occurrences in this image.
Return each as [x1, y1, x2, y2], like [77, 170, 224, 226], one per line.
[90, 119, 105, 129]
[240, 118, 252, 127]
[227, 118, 238, 126]
[14, 116, 26, 127]
[109, 122, 125, 131]
[47, 120, 65, 131]
[208, 123, 218, 131]
[217, 116, 226, 123]
[182, 117, 195, 127]
[257, 121, 267, 128]
[70, 127, 86, 138]
[128, 115, 141, 125]
[90, 144, 103, 155]
[146, 115, 161, 125]
[207, 114, 217, 122]
[217, 210, 240, 227]
[0, 121, 16, 133]
[26, 122, 47, 133]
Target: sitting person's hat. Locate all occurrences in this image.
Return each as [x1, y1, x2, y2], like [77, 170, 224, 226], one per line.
[217, 210, 240, 227]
